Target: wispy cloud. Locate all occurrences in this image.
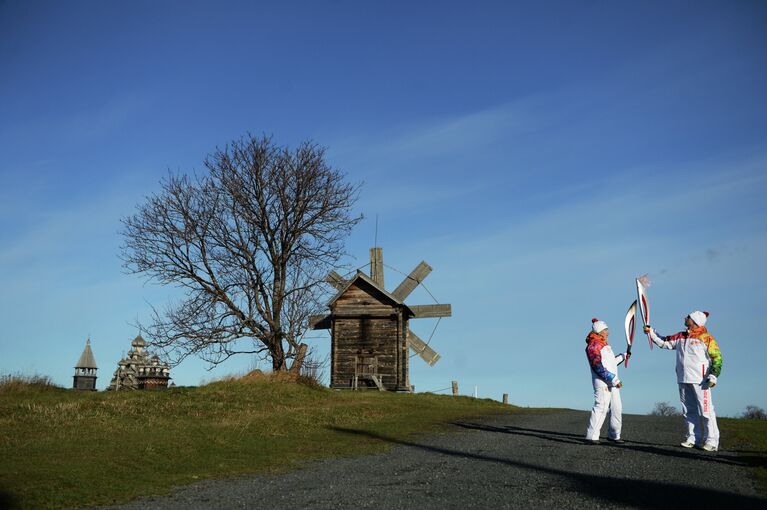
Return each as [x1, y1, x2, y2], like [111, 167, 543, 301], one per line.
[0, 92, 152, 154]
[0, 172, 153, 288]
[327, 97, 558, 218]
[370, 98, 550, 160]
[331, 95, 556, 169]
[450, 150, 767, 264]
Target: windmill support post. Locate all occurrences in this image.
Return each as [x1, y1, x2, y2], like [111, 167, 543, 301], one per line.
[503, 393, 509, 405]
[370, 247, 384, 287]
[452, 380, 459, 396]
[289, 343, 308, 374]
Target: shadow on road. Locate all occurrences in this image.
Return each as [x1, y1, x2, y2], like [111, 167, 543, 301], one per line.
[0, 489, 19, 510]
[330, 426, 766, 508]
[453, 421, 765, 469]
[453, 421, 591, 445]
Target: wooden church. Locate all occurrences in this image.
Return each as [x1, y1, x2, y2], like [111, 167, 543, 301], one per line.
[310, 248, 451, 392]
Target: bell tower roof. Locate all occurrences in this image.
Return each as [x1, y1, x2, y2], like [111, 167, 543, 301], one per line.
[75, 338, 98, 369]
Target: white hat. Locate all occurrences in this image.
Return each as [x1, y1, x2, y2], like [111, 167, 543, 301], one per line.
[689, 310, 709, 326]
[592, 318, 608, 333]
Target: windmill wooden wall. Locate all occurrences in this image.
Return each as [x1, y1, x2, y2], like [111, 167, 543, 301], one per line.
[328, 275, 411, 391]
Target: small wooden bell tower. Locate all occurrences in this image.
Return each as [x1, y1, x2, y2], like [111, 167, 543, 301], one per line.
[73, 338, 98, 391]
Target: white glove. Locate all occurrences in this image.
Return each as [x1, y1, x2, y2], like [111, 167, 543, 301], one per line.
[706, 374, 717, 387]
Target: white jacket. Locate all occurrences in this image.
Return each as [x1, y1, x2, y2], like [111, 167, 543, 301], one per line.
[586, 340, 625, 389]
[647, 328, 722, 385]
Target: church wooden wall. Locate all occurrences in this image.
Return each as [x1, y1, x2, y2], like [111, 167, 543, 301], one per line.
[72, 376, 97, 391]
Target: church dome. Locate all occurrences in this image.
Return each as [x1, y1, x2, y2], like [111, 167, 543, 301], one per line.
[131, 335, 146, 348]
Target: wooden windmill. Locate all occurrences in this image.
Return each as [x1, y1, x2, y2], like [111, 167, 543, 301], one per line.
[310, 247, 451, 392]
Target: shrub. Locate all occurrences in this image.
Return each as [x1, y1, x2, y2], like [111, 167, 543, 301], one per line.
[741, 405, 767, 420]
[650, 401, 681, 416]
[298, 348, 328, 388]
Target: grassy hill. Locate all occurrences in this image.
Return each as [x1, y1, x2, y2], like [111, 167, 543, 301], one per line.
[718, 416, 767, 495]
[0, 374, 509, 509]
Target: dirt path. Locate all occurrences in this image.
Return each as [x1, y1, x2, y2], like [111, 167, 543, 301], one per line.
[110, 410, 767, 509]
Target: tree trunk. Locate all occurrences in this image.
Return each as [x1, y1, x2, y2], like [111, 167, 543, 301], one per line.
[271, 341, 287, 371]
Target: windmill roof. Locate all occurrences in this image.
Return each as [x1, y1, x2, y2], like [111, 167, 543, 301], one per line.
[327, 271, 414, 314]
[75, 339, 97, 369]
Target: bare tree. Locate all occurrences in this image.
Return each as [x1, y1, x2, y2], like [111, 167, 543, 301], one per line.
[121, 134, 362, 371]
[649, 401, 681, 416]
[741, 405, 767, 420]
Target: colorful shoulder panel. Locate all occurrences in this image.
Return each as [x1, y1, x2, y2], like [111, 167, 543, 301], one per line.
[586, 342, 616, 384]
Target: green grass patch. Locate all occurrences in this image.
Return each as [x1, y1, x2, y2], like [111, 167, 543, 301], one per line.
[719, 417, 767, 495]
[0, 376, 510, 509]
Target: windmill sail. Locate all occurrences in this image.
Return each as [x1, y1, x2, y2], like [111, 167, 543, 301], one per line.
[407, 330, 441, 366]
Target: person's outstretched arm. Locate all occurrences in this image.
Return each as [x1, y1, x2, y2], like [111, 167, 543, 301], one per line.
[644, 326, 682, 350]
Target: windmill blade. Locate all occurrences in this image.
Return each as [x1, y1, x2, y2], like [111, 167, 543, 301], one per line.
[392, 261, 432, 301]
[326, 271, 348, 291]
[309, 314, 331, 330]
[409, 304, 452, 318]
[407, 329, 441, 366]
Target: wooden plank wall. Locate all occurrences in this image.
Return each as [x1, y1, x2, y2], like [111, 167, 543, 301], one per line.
[330, 281, 406, 390]
[334, 284, 397, 315]
[333, 317, 399, 390]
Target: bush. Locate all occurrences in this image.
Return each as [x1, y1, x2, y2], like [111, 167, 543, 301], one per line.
[298, 348, 328, 388]
[650, 401, 681, 416]
[741, 405, 767, 420]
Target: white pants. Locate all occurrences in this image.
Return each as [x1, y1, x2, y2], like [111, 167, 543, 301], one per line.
[679, 383, 719, 447]
[586, 384, 622, 440]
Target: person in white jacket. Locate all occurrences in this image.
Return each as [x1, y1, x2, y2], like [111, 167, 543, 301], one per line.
[644, 310, 723, 451]
[585, 318, 630, 444]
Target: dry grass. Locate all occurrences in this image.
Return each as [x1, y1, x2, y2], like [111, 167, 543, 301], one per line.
[0, 373, 60, 393]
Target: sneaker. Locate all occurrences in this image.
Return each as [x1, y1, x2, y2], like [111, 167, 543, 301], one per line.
[680, 440, 695, 448]
[702, 444, 718, 452]
[607, 438, 625, 444]
[584, 439, 600, 445]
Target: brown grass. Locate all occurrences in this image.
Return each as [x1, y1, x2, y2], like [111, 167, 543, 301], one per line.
[0, 373, 61, 393]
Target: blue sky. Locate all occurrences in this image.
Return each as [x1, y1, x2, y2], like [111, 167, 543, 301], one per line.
[1, 1, 766, 416]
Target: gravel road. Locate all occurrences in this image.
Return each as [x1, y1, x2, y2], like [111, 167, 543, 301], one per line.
[110, 409, 767, 509]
